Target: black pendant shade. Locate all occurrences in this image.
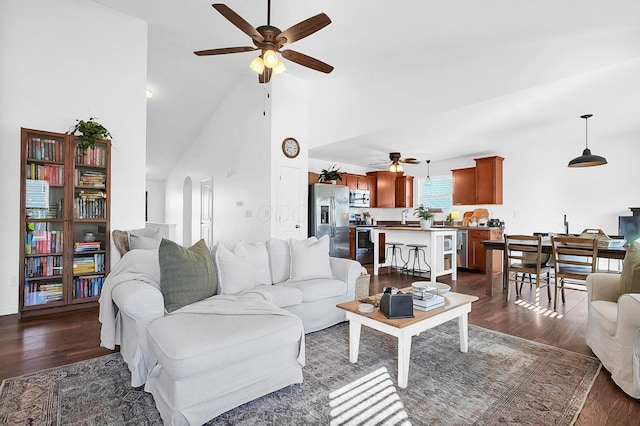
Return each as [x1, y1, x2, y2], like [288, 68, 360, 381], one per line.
[568, 114, 607, 168]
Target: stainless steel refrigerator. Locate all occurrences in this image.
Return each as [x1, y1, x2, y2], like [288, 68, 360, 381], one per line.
[308, 183, 350, 258]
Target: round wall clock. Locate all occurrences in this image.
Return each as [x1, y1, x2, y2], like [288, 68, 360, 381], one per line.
[282, 137, 300, 158]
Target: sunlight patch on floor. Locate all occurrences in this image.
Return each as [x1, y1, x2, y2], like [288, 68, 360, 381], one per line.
[515, 299, 564, 319]
[329, 367, 411, 426]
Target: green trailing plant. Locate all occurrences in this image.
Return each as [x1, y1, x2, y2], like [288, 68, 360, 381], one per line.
[414, 205, 436, 220]
[68, 117, 112, 152]
[319, 165, 343, 182]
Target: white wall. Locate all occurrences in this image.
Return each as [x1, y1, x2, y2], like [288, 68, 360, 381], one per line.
[270, 75, 309, 239]
[0, 0, 148, 315]
[145, 179, 166, 223]
[165, 74, 271, 246]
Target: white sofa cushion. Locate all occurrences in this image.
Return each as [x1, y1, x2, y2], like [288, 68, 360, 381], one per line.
[147, 311, 302, 380]
[214, 243, 254, 295]
[281, 278, 347, 303]
[590, 300, 619, 336]
[266, 239, 291, 284]
[288, 235, 334, 283]
[253, 285, 304, 308]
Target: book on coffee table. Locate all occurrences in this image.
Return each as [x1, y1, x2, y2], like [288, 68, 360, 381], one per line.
[413, 294, 445, 311]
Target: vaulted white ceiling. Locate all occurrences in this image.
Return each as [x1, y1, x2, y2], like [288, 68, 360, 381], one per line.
[92, 0, 640, 180]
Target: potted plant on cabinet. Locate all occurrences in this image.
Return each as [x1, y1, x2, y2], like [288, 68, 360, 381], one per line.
[67, 117, 112, 153]
[319, 165, 343, 184]
[414, 205, 435, 229]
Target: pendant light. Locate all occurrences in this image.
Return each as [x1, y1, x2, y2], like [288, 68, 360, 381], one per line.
[568, 114, 607, 167]
[425, 159, 432, 182]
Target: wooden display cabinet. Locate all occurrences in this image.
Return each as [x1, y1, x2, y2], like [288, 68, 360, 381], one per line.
[19, 128, 110, 318]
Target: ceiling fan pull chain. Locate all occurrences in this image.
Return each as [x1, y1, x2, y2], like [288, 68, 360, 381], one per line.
[263, 82, 271, 116]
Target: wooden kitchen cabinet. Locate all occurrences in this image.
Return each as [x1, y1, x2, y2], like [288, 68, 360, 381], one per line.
[345, 173, 369, 190]
[395, 175, 414, 208]
[468, 228, 502, 272]
[308, 172, 320, 185]
[451, 156, 503, 205]
[366, 171, 397, 208]
[349, 227, 356, 260]
[451, 167, 475, 205]
[475, 156, 503, 204]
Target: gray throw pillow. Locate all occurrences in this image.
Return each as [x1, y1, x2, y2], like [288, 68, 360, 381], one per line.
[159, 238, 217, 312]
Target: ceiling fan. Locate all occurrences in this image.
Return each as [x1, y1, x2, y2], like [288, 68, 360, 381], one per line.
[370, 152, 422, 172]
[194, 1, 334, 83]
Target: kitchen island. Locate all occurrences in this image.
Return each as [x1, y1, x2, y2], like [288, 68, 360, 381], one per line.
[371, 227, 457, 280]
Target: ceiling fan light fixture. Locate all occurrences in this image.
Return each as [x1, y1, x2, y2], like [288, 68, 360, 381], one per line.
[249, 56, 265, 74]
[389, 163, 403, 173]
[568, 114, 607, 168]
[273, 60, 286, 75]
[262, 48, 279, 68]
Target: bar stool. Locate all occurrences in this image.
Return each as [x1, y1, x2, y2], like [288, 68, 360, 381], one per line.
[405, 244, 431, 278]
[384, 242, 407, 274]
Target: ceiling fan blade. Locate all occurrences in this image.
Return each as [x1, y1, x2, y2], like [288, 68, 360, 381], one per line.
[281, 50, 334, 73]
[194, 46, 258, 56]
[212, 4, 264, 42]
[277, 13, 331, 45]
[400, 158, 421, 164]
[259, 67, 273, 84]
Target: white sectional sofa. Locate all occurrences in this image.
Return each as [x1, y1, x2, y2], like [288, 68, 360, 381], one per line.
[99, 236, 362, 425]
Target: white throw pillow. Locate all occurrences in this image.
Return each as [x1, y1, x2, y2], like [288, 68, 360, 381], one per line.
[129, 233, 162, 250]
[288, 235, 334, 283]
[245, 241, 272, 286]
[214, 243, 254, 295]
[267, 239, 291, 283]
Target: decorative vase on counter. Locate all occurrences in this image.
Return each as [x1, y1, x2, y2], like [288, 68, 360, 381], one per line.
[419, 219, 432, 230]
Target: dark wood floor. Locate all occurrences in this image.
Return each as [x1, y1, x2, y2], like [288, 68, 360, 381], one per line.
[1, 268, 638, 424]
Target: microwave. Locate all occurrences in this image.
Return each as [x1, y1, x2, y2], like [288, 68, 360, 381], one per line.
[349, 189, 370, 208]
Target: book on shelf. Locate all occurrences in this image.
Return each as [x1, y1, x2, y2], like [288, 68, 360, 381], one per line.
[25, 230, 63, 254]
[28, 136, 63, 162]
[75, 145, 107, 167]
[74, 241, 102, 251]
[27, 164, 64, 185]
[73, 275, 104, 299]
[74, 191, 107, 218]
[25, 255, 63, 278]
[73, 253, 105, 273]
[75, 169, 106, 187]
[24, 281, 64, 306]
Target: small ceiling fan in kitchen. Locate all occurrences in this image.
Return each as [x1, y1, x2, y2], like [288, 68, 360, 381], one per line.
[194, 1, 333, 83]
[370, 152, 422, 172]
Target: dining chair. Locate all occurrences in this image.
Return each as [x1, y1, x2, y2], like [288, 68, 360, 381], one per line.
[504, 234, 551, 304]
[551, 235, 599, 311]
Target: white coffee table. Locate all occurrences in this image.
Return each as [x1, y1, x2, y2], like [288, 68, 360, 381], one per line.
[337, 290, 478, 388]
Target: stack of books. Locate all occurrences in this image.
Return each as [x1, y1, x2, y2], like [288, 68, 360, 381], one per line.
[74, 241, 101, 252]
[413, 293, 445, 311]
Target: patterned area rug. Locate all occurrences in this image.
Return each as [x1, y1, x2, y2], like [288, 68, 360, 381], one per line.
[0, 322, 600, 425]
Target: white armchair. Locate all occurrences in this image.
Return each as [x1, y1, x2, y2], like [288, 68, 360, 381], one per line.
[586, 272, 640, 398]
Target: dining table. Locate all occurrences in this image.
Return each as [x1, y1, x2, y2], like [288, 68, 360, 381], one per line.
[481, 238, 627, 296]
